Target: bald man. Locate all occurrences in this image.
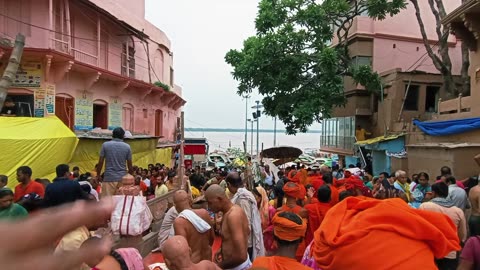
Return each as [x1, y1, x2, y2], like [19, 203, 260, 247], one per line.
[205, 184, 251, 270]
[163, 236, 220, 270]
[173, 190, 214, 263]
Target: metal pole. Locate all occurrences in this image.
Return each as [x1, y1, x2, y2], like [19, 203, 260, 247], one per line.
[256, 101, 260, 158]
[244, 96, 248, 154]
[273, 116, 277, 147]
[179, 111, 185, 189]
[251, 121, 254, 155]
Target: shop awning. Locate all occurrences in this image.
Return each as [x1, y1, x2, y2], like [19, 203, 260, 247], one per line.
[355, 134, 404, 146]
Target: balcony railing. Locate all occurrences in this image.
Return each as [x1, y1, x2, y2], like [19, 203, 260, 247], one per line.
[71, 47, 98, 67]
[51, 38, 69, 54]
[434, 94, 473, 120]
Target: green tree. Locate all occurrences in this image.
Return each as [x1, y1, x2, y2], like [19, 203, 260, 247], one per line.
[225, 0, 406, 134]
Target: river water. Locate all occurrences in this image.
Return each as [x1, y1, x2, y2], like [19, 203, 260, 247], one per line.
[186, 130, 321, 153]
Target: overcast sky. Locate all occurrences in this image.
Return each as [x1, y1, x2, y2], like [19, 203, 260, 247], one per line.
[145, 0, 321, 130]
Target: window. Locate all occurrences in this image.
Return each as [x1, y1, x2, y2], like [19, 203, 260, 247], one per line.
[352, 56, 372, 68]
[121, 43, 136, 78]
[143, 109, 148, 119]
[170, 67, 174, 86]
[404, 85, 420, 111]
[321, 117, 355, 150]
[425, 86, 440, 113]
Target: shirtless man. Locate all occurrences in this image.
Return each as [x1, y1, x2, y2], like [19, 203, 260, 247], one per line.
[163, 236, 220, 270]
[469, 183, 480, 236]
[173, 190, 214, 263]
[205, 184, 251, 270]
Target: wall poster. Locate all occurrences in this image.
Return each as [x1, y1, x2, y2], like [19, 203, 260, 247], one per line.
[34, 88, 46, 117]
[74, 92, 93, 130]
[108, 97, 123, 130]
[45, 83, 55, 115]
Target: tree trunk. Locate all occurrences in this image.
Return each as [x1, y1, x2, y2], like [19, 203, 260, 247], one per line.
[442, 72, 458, 98]
[461, 41, 471, 96]
[410, 0, 463, 95]
[0, 34, 25, 112]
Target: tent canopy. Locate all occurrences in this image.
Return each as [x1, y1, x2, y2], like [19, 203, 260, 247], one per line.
[0, 117, 79, 188]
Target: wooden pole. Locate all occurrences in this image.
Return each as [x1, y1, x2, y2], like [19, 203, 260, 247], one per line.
[0, 34, 25, 112]
[179, 111, 185, 189]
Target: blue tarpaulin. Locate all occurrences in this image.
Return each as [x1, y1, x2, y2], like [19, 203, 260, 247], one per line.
[413, 117, 480, 136]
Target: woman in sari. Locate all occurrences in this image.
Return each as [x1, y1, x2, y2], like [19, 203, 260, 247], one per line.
[253, 185, 277, 255]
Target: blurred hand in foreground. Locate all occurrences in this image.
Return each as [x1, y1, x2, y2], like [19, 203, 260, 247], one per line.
[0, 199, 114, 270]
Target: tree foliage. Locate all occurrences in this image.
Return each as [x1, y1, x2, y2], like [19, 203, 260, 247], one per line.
[225, 0, 406, 134]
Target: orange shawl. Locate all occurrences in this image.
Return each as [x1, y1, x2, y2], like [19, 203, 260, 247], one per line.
[313, 197, 460, 270]
[305, 202, 331, 245]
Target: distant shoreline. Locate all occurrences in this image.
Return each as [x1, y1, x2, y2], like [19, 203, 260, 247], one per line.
[186, 127, 322, 134]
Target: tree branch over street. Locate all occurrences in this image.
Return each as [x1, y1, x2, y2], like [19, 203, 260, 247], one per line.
[225, 0, 405, 134]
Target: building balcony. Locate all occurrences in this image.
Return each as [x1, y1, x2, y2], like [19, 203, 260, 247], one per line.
[431, 94, 474, 121]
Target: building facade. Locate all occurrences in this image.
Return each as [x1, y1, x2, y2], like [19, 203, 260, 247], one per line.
[0, 0, 185, 141]
[402, 0, 480, 179]
[320, 0, 464, 174]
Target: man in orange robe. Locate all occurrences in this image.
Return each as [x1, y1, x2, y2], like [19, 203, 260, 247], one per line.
[280, 182, 307, 217]
[321, 173, 339, 206]
[305, 185, 331, 245]
[252, 212, 311, 270]
[280, 182, 308, 261]
[313, 197, 461, 270]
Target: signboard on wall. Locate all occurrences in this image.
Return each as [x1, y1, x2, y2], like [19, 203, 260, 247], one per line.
[34, 88, 46, 117]
[45, 84, 55, 115]
[74, 93, 93, 130]
[108, 98, 123, 130]
[0, 60, 42, 88]
[13, 61, 42, 88]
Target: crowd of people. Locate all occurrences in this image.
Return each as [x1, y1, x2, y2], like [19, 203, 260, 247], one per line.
[1, 127, 480, 270]
[153, 161, 480, 270]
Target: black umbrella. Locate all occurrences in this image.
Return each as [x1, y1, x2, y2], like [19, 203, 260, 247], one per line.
[261, 146, 303, 159]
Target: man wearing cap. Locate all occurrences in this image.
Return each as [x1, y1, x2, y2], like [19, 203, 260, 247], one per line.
[251, 211, 311, 270]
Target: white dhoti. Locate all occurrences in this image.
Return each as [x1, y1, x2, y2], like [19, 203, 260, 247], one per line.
[225, 255, 252, 270]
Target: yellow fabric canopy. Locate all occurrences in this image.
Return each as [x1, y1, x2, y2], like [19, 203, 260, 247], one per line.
[355, 134, 404, 146]
[0, 117, 78, 188]
[0, 117, 174, 189]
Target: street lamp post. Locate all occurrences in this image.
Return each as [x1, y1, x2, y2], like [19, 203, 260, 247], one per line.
[252, 100, 263, 158]
[243, 95, 249, 153]
[248, 119, 256, 155]
[273, 116, 277, 147]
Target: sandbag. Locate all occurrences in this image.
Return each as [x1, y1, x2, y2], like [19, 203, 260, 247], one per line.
[111, 195, 153, 236]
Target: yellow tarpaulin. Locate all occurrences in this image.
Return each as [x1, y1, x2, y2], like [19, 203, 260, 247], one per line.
[155, 147, 173, 167]
[69, 139, 174, 173]
[0, 116, 174, 189]
[0, 117, 79, 189]
[356, 134, 404, 146]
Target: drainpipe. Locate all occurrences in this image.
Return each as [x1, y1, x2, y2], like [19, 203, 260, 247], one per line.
[145, 40, 152, 83]
[49, 0, 53, 48]
[65, 0, 71, 52]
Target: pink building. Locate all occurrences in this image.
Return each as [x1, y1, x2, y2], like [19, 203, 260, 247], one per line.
[321, 1, 464, 174]
[0, 0, 185, 141]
